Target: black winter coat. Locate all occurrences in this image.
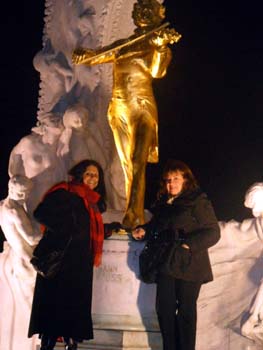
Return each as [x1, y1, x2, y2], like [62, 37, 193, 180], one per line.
[144, 188, 220, 283]
[28, 189, 95, 340]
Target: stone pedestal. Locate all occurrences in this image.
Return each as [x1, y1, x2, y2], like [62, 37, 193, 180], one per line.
[89, 234, 162, 350]
[54, 234, 162, 350]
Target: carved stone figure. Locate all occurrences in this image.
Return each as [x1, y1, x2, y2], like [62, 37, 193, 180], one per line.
[33, 39, 73, 118]
[0, 176, 40, 263]
[244, 182, 263, 218]
[0, 175, 41, 350]
[58, 104, 107, 170]
[8, 114, 66, 214]
[0, 174, 39, 294]
[72, 0, 181, 228]
[241, 183, 263, 343]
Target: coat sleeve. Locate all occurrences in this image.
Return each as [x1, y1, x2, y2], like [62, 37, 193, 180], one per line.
[184, 195, 220, 253]
[33, 189, 77, 237]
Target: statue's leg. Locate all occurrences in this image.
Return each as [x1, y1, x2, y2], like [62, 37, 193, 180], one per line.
[122, 113, 155, 228]
[108, 100, 134, 205]
[241, 281, 263, 339]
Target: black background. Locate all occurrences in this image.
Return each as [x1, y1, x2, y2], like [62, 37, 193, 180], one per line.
[1, 0, 263, 231]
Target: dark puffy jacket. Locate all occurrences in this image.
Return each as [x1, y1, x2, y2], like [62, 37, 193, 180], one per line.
[28, 189, 94, 340]
[143, 188, 220, 283]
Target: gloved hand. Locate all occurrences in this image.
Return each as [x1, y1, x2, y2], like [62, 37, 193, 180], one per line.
[104, 222, 123, 238]
[105, 222, 123, 231]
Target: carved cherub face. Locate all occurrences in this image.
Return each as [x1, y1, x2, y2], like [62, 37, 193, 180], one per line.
[132, 0, 165, 29]
[63, 109, 88, 130]
[77, 6, 96, 37]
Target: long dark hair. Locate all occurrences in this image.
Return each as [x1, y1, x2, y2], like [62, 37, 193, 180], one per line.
[68, 159, 106, 200]
[158, 159, 198, 197]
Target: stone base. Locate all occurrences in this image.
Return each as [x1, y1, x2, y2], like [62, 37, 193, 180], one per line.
[53, 329, 162, 350]
[53, 234, 161, 350]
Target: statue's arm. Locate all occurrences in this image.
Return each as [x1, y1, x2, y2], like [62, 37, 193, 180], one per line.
[12, 208, 40, 245]
[8, 150, 26, 177]
[150, 45, 172, 78]
[72, 37, 131, 66]
[149, 28, 181, 78]
[255, 216, 263, 241]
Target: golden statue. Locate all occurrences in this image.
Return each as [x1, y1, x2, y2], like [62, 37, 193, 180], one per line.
[72, 0, 181, 229]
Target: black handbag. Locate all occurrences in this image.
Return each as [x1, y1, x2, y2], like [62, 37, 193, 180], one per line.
[139, 233, 171, 284]
[30, 233, 72, 279]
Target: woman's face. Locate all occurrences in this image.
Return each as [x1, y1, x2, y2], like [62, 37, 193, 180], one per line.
[164, 170, 185, 197]
[83, 165, 99, 190]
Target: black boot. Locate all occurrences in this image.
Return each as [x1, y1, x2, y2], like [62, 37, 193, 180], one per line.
[64, 337, 78, 350]
[40, 334, 57, 350]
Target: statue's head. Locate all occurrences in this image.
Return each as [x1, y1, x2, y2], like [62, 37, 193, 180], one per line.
[8, 175, 33, 202]
[244, 182, 263, 217]
[132, 0, 165, 29]
[63, 104, 88, 130]
[32, 114, 63, 145]
[77, 6, 96, 36]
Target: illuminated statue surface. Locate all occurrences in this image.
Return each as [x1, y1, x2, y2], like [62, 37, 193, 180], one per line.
[240, 183, 263, 343]
[0, 176, 41, 350]
[58, 104, 107, 171]
[72, 0, 181, 228]
[8, 115, 66, 214]
[0, 176, 40, 261]
[27, 0, 143, 211]
[33, 39, 73, 118]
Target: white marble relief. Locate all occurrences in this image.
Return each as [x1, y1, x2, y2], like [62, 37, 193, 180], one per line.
[8, 114, 66, 214]
[0, 175, 41, 350]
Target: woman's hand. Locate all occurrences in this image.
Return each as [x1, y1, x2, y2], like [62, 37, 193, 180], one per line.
[181, 243, 190, 250]
[132, 227, 146, 240]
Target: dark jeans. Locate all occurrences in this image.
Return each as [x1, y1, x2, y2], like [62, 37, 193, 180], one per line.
[156, 274, 202, 350]
[40, 335, 57, 350]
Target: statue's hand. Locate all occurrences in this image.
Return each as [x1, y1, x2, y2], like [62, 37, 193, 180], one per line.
[151, 28, 182, 48]
[72, 48, 95, 65]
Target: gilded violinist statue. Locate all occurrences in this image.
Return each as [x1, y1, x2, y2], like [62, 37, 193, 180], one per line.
[72, 0, 181, 229]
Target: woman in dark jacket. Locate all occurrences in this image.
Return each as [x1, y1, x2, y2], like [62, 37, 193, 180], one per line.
[28, 159, 110, 350]
[132, 159, 220, 350]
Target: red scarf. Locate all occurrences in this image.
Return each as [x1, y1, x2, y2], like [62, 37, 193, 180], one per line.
[44, 181, 104, 267]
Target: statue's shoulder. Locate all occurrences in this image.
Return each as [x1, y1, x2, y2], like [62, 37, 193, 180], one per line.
[1, 202, 18, 222]
[13, 134, 40, 150]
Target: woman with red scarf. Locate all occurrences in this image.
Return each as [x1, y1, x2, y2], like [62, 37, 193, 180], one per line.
[28, 159, 115, 350]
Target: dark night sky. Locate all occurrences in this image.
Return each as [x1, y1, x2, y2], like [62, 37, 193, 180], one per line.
[1, 0, 263, 226]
